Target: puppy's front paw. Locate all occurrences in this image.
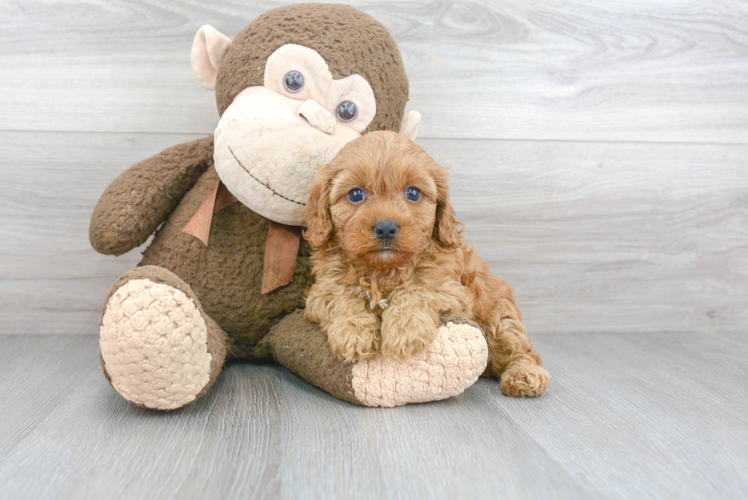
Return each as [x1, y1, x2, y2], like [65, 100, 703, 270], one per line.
[380, 307, 437, 360]
[325, 313, 381, 363]
[500, 364, 550, 397]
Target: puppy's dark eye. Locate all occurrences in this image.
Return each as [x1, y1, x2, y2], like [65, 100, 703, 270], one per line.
[348, 188, 366, 204]
[405, 187, 421, 202]
[336, 101, 357, 122]
[284, 71, 304, 93]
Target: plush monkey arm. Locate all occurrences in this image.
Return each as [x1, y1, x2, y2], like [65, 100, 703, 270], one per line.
[90, 136, 214, 255]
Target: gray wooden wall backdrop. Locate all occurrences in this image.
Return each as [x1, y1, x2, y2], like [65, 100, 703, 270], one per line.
[1, 0, 746, 336]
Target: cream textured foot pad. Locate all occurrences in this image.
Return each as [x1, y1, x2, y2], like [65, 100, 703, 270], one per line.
[351, 322, 488, 407]
[100, 279, 212, 410]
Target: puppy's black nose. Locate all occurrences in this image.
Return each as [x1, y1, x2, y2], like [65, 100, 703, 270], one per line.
[374, 220, 399, 244]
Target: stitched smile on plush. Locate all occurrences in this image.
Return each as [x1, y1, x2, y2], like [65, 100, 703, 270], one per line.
[212, 44, 376, 227]
[228, 145, 306, 206]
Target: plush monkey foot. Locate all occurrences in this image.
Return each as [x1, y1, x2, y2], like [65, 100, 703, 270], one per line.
[99, 266, 227, 411]
[351, 320, 488, 407]
[261, 312, 487, 407]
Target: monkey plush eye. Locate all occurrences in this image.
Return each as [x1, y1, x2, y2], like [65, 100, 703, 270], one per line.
[347, 188, 366, 204]
[284, 71, 305, 93]
[405, 187, 421, 202]
[336, 101, 358, 122]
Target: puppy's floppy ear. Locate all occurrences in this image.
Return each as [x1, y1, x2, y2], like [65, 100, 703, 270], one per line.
[303, 164, 335, 249]
[432, 166, 461, 248]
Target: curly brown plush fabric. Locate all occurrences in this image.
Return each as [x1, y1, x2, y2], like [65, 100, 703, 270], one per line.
[139, 165, 314, 359]
[90, 137, 214, 256]
[258, 309, 360, 405]
[216, 3, 409, 133]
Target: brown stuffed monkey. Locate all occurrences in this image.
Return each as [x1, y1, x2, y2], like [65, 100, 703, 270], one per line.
[90, 3, 488, 410]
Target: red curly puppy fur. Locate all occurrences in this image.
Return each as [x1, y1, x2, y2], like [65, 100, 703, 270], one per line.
[303, 131, 549, 397]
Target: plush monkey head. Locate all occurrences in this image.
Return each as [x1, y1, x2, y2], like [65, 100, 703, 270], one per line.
[191, 3, 421, 226]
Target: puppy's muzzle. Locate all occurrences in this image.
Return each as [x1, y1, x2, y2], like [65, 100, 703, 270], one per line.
[374, 220, 399, 245]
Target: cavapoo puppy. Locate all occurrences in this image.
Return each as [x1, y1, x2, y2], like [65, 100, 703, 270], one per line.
[303, 131, 549, 397]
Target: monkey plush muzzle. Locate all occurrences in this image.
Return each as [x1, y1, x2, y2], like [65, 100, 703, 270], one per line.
[214, 86, 361, 226]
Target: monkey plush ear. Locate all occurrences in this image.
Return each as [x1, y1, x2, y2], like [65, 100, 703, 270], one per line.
[191, 25, 232, 90]
[399, 111, 422, 141]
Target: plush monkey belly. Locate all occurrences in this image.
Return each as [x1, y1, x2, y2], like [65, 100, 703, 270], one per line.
[138, 165, 313, 359]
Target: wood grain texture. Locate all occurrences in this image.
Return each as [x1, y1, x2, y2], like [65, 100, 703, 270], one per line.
[1, 131, 746, 335]
[0, 335, 99, 458]
[0, 333, 746, 499]
[1, 0, 747, 143]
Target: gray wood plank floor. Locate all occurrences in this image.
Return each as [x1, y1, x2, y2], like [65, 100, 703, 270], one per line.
[0, 333, 746, 500]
